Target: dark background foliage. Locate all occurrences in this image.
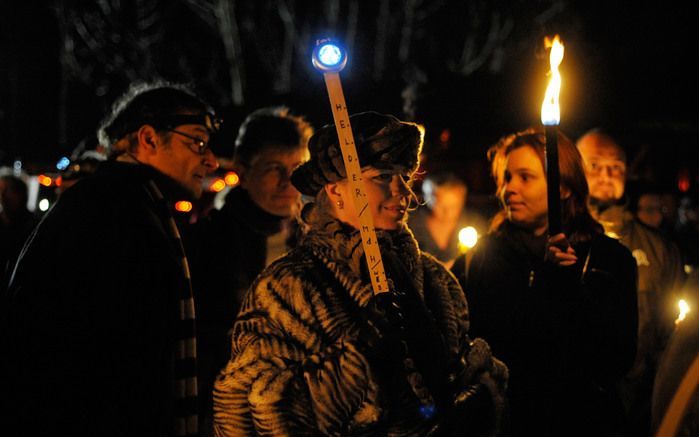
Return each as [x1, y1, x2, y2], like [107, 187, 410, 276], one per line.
[1, 0, 697, 195]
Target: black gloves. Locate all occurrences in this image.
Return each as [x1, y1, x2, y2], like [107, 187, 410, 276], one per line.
[356, 291, 408, 364]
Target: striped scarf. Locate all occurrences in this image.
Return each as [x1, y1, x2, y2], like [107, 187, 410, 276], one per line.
[145, 180, 198, 436]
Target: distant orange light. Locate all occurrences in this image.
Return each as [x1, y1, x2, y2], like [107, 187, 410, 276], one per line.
[38, 175, 53, 187]
[224, 172, 240, 186]
[175, 201, 193, 212]
[209, 178, 226, 192]
[439, 129, 451, 145]
[55, 176, 63, 187]
[678, 169, 690, 192]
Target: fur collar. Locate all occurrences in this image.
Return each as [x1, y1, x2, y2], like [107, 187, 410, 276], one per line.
[299, 206, 424, 307]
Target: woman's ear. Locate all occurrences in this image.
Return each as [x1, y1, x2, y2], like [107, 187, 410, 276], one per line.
[324, 182, 342, 201]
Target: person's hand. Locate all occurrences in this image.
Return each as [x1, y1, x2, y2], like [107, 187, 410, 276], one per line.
[356, 291, 407, 361]
[546, 233, 577, 267]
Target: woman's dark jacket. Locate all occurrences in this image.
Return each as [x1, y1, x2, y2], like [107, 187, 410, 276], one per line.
[452, 223, 638, 436]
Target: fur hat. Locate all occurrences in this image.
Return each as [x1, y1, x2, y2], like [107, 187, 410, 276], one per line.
[291, 111, 423, 196]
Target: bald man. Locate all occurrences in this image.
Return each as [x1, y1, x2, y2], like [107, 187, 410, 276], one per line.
[577, 129, 685, 437]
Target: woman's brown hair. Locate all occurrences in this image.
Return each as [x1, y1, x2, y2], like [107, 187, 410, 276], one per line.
[488, 127, 603, 243]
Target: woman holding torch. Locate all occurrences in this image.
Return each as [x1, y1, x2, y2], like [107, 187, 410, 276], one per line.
[213, 111, 507, 436]
[451, 128, 638, 436]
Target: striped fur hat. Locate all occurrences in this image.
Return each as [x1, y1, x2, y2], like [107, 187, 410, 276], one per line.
[291, 111, 423, 196]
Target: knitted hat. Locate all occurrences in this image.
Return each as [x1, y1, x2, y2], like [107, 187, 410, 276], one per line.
[291, 111, 423, 196]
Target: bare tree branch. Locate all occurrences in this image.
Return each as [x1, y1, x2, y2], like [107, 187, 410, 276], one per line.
[344, 0, 359, 56]
[399, 0, 419, 63]
[373, 0, 390, 81]
[214, 0, 246, 105]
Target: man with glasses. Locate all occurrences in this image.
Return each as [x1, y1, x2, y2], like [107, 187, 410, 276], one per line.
[2, 82, 218, 437]
[577, 129, 685, 437]
[190, 106, 312, 435]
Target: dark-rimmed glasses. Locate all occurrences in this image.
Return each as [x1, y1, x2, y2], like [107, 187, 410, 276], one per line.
[166, 129, 211, 156]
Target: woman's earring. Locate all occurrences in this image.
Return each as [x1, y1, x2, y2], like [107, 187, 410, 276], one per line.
[336, 199, 344, 210]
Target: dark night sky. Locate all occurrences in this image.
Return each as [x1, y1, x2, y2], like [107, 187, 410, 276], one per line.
[1, 1, 698, 194]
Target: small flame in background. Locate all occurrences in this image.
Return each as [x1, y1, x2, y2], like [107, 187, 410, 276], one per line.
[458, 226, 479, 251]
[676, 299, 690, 325]
[541, 35, 565, 126]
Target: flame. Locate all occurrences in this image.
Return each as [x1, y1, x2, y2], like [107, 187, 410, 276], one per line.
[541, 35, 565, 126]
[458, 226, 479, 251]
[676, 299, 690, 325]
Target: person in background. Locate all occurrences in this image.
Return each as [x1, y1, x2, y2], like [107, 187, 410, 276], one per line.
[0, 174, 37, 289]
[214, 111, 507, 436]
[452, 128, 638, 436]
[191, 105, 312, 435]
[408, 171, 486, 268]
[577, 128, 686, 437]
[636, 190, 665, 229]
[1, 81, 219, 437]
[675, 195, 699, 270]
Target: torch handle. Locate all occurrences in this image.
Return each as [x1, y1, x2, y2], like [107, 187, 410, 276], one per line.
[545, 127, 562, 235]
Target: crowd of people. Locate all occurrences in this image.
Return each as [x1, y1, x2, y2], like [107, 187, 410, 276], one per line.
[1, 81, 697, 437]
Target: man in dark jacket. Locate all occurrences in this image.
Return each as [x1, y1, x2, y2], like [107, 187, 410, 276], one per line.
[191, 106, 311, 432]
[1, 82, 219, 437]
[577, 129, 686, 437]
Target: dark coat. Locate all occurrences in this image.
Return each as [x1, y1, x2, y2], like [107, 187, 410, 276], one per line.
[0, 208, 38, 290]
[452, 223, 638, 436]
[1, 162, 193, 436]
[593, 203, 686, 436]
[190, 187, 293, 425]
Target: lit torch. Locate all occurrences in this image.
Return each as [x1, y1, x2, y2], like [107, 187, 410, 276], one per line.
[541, 35, 565, 235]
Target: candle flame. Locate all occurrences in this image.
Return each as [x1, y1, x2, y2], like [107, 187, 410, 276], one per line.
[458, 226, 479, 251]
[676, 299, 690, 325]
[541, 35, 565, 126]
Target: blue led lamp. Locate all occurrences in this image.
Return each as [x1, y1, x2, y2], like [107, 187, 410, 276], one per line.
[312, 39, 348, 73]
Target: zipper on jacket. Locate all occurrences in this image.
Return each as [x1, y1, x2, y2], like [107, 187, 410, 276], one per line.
[528, 270, 535, 288]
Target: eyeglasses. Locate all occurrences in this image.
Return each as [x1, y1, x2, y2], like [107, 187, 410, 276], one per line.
[166, 129, 211, 156]
[586, 160, 626, 177]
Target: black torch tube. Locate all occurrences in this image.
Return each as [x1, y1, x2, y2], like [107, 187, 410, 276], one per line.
[545, 126, 562, 235]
